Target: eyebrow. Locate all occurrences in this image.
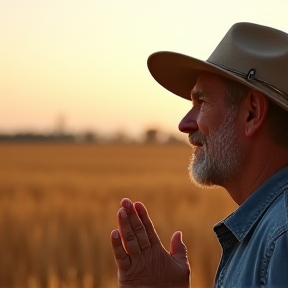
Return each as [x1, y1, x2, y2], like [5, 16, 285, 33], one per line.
[191, 89, 204, 101]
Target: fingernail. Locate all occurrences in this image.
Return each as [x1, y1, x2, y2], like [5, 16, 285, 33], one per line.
[121, 198, 131, 211]
[120, 209, 127, 218]
[112, 230, 119, 239]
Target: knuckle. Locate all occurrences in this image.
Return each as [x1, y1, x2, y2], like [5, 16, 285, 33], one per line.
[125, 231, 135, 242]
[146, 226, 156, 235]
[133, 224, 145, 234]
[139, 242, 151, 251]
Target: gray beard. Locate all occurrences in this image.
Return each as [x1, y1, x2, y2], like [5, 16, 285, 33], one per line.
[188, 108, 241, 188]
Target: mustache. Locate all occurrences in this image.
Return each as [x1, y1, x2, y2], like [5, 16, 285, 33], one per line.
[188, 131, 206, 146]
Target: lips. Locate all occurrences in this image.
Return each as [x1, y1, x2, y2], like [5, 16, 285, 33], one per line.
[190, 141, 203, 147]
[188, 139, 203, 147]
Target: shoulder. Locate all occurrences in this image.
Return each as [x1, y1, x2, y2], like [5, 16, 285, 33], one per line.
[257, 190, 288, 286]
[260, 188, 288, 237]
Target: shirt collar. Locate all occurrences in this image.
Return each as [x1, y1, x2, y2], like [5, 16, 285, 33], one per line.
[214, 166, 288, 242]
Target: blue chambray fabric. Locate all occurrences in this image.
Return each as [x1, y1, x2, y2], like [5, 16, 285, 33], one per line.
[213, 166, 288, 288]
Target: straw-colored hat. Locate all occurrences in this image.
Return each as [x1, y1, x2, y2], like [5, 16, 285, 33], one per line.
[147, 22, 288, 111]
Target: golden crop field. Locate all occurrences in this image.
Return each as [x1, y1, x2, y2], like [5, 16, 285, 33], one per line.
[0, 143, 237, 288]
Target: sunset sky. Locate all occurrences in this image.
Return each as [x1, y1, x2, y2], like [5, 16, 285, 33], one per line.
[1, 0, 287, 139]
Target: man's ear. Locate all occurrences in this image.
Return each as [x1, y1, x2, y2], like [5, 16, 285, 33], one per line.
[243, 90, 269, 137]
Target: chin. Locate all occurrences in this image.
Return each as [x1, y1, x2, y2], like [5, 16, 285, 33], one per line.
[188, 158, 225, 189]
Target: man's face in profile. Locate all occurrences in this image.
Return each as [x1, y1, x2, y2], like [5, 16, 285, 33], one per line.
[179, 73, 242, 187]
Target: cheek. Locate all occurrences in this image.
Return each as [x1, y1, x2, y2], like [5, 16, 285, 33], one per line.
[197, 111, 214, 135]
[198, 103, 227, 134]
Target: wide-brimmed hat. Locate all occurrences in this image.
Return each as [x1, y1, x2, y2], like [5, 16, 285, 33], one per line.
[147, 22, 288, 111]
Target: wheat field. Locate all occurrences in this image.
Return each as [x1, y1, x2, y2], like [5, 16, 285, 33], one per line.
[0, 143, 237, 288]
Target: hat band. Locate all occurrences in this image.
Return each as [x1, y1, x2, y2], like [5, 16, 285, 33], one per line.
[208, 61, 288, 101]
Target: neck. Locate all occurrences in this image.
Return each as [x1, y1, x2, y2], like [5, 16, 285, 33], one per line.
[223, 145, 288, 205]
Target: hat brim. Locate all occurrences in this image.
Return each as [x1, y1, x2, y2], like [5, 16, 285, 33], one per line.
[147, 51, 288, 111]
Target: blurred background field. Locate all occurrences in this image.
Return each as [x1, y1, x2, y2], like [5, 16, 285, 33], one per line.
[0, 143, 237, 288]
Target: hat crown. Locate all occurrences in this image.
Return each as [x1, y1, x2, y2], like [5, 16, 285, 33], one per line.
[208, 23, 288, 96]
[147, 22, 288, 111]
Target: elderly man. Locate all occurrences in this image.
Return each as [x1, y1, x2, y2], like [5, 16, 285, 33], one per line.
[110, 23, 288, 288]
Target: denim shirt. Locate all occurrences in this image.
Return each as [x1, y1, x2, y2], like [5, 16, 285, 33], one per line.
[214, 166, 288, 288]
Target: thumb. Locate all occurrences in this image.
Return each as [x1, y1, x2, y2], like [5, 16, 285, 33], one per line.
[170, 231, 189, 264]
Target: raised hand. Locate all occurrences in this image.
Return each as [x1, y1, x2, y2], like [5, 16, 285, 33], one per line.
[110, 198, 190, 288]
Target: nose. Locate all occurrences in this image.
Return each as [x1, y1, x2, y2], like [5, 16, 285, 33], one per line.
[178, 108, 199, 134]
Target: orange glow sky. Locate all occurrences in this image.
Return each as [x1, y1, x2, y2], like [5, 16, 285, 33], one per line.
[1, 0, 287, 138]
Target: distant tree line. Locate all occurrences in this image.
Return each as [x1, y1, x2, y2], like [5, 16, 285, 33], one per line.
[0, 129, 185, 145]
[0, 133, 75, 143]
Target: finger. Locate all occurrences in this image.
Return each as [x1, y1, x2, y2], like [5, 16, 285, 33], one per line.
[134, 202, 162, 246]
[110, 229, 130, 271]
[170, 231, 189, 266]
[117, 208, 142, 256]
[121, 198, 151, 251]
